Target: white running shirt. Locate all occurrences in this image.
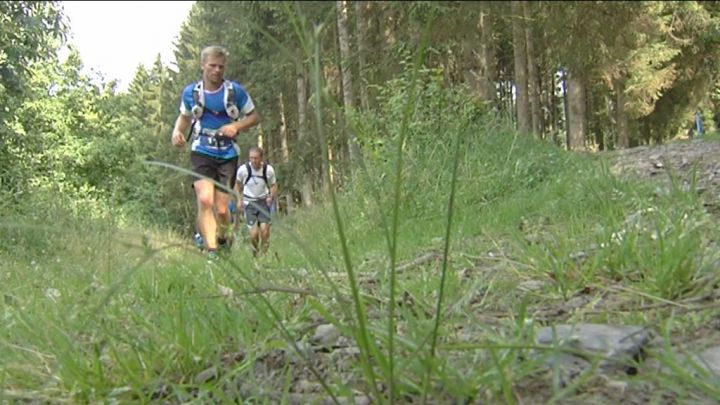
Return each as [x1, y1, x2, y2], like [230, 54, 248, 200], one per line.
[236, 162, 277, 203]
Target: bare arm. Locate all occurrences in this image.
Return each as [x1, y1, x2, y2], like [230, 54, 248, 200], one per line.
[270, 183, 278, 199]
[234, 177, 244, 212]
[171, 114, 192, 147]
[266, 182, 278, 206]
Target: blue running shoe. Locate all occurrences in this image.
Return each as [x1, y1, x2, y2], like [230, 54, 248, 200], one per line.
[193, 233, 204, 250]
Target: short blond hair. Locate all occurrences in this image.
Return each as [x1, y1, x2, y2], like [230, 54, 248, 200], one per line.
[200, 45, 229, 64]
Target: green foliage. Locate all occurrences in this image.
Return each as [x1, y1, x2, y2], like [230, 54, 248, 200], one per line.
[0, 0, 67, 197]
[351, 67, 480, 214]
[0, 1, 66, 92]
[632, 1, 720, 142]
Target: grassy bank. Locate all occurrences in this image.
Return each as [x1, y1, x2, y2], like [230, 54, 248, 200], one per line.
[2, 115, 719, 403]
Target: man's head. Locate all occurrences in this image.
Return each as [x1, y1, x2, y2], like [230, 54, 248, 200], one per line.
[200, 45, 228, 88]
[248, 146, 264, 170]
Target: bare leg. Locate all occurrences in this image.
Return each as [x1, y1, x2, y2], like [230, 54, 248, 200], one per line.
[249, 225, 260, 256]
[194, 180, 217, 250]
[214, 189, 232, 242]
[259, 223, 271, 254]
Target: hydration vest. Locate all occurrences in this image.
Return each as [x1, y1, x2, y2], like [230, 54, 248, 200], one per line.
[189, 80, 241, 142]
[191, 79, 240, 120]
[244, 161, 269, 185]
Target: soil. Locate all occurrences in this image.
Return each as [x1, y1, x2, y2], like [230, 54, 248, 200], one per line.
[603, 139, 720, 213]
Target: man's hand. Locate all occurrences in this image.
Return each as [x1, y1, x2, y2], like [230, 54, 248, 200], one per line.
[171, 129, 187, 147]
[219, 111, 260, 138]
[218, 123, 239, 138]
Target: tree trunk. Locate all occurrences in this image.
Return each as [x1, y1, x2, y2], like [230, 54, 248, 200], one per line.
[561, 69, 569, 148]
[297, 73, 313, 207]
[512, 1, 530, 134]
[567, 69, 587, 151]
[328, 144, 336, 189]
[279, 93, 288, 162]
[355, 1, 369, 111]
[378, 2, 398, 82]
[546, 70, 556, 138]
[257, 123, 265, 150]
[278, 91, 292, 214]
[523, 1, 541, 136]
[364, 1, 380, 105]
[478, 2, 496, 105]
[614, 76, 629, 149]
[506, 68, 515, 121]
[498, 70, 506, 110]
[587, 87, 602, 150]
[336, 0, 361, 167]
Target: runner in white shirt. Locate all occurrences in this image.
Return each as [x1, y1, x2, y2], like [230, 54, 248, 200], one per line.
[234, 146, 278, 257]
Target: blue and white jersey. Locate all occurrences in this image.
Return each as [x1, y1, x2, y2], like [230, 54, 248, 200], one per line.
[179, 80, 255, 159]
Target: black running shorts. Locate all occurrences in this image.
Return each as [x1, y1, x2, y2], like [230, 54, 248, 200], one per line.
[190, 152, 238, 193]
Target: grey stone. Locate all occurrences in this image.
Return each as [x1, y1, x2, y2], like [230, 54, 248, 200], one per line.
[543, 352, 591, 385]
[312, 323, 341, 347]
[517, 279, 548, 292]
[536, 324, 653, 372]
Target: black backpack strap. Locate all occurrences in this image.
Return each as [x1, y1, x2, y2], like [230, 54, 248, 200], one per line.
[244, 161, 270, 186]
[244, 162, 252, 185]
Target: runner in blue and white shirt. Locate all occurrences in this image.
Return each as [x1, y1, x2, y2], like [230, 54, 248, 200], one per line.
[171, 45, 260, 260]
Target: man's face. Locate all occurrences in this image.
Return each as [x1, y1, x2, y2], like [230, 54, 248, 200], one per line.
[249, 151, 263, 170]
[201, 55, 225, 86]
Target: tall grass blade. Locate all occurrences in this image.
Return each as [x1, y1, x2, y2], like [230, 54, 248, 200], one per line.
[421, 119, 463, 403]
[383, 12, 436, 402]
[310, 23, 380, 401]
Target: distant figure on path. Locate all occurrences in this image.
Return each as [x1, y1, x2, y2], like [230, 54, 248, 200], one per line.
[234, 146, 277, 257]
[695, 110, 704, 138]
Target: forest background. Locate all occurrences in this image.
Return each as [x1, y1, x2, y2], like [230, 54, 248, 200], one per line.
[4, 1, 720, 232]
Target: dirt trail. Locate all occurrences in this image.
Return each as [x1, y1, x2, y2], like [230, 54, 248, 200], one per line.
[603, 140, 720, 210]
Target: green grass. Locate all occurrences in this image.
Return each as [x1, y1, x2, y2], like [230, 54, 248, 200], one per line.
[3, 122, 719, 403]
